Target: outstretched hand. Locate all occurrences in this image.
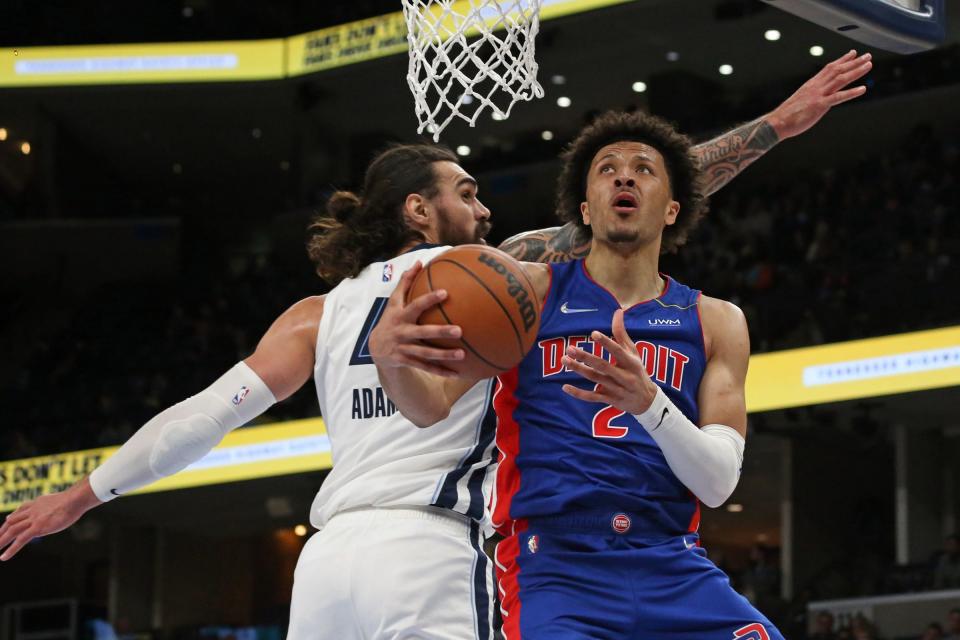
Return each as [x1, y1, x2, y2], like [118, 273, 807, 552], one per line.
[0, 479, 100, 561]
[368, 261, 465, 378]
[767, 49, 872, 140]
[561, 309, 660, 415]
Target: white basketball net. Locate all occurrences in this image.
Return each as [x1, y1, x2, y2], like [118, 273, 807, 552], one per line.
[403, 0, 545, 141]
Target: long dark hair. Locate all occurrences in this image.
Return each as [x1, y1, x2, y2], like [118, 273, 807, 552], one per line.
[556, 111, 707, 254]
[307, 143, 458, 284]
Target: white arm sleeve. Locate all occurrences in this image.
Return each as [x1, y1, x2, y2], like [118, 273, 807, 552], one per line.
[88, 362, 276, 502]
[632, 387, 745, 508]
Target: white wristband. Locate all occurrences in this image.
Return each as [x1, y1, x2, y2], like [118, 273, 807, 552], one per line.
[632, 387, 744, 508]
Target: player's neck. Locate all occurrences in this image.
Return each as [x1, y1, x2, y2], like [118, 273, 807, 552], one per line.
[584, 241, 663, 307]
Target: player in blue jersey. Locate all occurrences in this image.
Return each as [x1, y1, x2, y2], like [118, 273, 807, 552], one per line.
[373, 111, 785, 639]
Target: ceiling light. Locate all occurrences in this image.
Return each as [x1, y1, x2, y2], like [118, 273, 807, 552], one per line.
[280, 160, 290, 171]
[172, 162, 183, 174]
[491, 111, 506, 121]
[726, 503, 744, 513]
[20, 142, 31, 155]
[810, 45, 825, 57]
[294, 524, 308, 537]
[456, 145, 471, 156]
[426, 123, 439, 134]
[551, 74, 566, 85]
[0, 128, 7, 141]
[556, 96, 572, 108]
[631, 81, 647, 93]
[764, 29, 781, 41]
[719, 64, 734, 76]
[666, 51, 680, 62]
[541, 130, 554, 141]
[460, 94, 475, 105]
[251, 128, 262, 139]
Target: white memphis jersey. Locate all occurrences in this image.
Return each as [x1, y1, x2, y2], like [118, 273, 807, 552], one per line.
[310, 244, 498, 530]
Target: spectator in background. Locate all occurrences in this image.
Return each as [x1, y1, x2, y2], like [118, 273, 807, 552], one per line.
[945, 608, 960, 640]
[933, 534, 960, 589]
[812, 611, 838, 640]
[850, 613, 879, 640]
[921, 622, 945, 640]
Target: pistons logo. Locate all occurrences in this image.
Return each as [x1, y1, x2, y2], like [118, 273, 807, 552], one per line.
[611, 513, 631, 534]
[733, 623, 770, 640]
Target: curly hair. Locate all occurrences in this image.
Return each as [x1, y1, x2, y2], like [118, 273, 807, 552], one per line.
[555, 111, 707, 254]
[307, 144, 458, 284]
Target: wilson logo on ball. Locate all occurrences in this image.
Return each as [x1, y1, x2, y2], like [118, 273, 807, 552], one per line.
[476, 252, 537, 331]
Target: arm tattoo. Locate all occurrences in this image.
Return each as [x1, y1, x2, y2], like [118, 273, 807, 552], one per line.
[500, 119, 778, 262]
[498, 222, 592, 263]
[692, 118, 780, 196]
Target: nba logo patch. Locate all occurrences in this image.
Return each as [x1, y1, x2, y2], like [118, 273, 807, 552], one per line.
[527, 535, 539, 554]
[611, 513, 631, 534]
[232, 386, 250, 406]
[382, 263, 394, 282]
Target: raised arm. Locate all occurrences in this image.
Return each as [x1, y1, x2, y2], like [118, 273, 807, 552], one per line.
[0, 296, 322, 561]
[500, 50, 872, 263]
[696, 49, 871, 194]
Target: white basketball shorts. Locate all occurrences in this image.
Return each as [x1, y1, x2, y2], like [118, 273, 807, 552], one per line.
[287, 506, 496, 640]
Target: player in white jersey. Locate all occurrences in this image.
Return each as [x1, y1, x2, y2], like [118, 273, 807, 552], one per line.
[0, 144, 501, 639]
[0, 52, 871, 639]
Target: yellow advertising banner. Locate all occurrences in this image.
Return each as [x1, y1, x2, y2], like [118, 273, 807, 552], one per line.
[3, 0, 633, 87]
[746, 325, 960, 413]
[0, 417, 330, 513]
[1, 39, 285, 87]
[5, 325, 955, 511]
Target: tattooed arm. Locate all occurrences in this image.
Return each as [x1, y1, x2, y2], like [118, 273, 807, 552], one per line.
[500, 50, 873, 263]
[696, 49, 871, 194]
[499, 222, 591, 263]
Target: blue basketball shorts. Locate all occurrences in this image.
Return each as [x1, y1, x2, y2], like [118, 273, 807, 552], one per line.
[494, 513, 784, 640]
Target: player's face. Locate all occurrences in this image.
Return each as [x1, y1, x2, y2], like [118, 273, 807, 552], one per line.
[429, 161, 492, 246]
[580, 141, 679, 248]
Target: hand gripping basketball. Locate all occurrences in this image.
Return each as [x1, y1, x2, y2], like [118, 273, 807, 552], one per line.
[405, 245, 540, 379]
[368, 261, 467, 378]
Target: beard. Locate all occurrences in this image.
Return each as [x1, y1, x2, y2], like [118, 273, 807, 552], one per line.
[436, 206, 491, 246]
[605, 227, 641, 244]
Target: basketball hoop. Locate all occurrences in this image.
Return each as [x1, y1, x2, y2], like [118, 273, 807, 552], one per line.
[402, 0, 545, 141]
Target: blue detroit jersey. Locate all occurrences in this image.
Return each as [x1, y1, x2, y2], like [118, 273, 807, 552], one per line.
[493, 259, 707, 536]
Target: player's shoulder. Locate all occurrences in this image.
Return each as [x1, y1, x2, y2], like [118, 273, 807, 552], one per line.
[276, 295, 326, 337]
[698, 295, 748, 355]
[519, 261, 551, 301]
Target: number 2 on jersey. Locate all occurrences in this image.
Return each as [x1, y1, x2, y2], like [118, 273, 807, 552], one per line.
[592, 384, 630, 439]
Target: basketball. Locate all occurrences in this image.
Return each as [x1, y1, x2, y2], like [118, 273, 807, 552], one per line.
[407, 244, 540, 378]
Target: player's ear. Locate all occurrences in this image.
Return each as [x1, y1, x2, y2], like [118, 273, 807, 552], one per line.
[580, 201, 591, 226]
[663, 200, 680, 227]
[403, 193, 431, 231]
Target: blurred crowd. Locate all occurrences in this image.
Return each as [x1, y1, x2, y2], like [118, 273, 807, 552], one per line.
[665, 122, 959, 352]
[721, 536, 960, 639]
